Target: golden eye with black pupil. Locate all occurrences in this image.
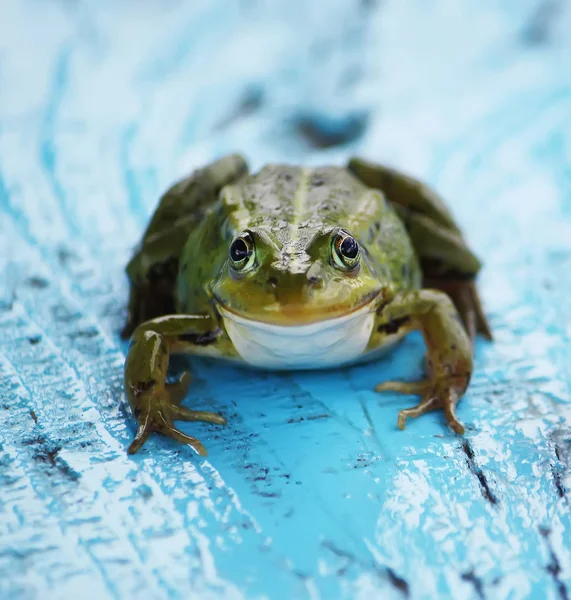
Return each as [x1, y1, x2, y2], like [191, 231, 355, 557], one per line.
[229, 232, 256, 272]
[332, 229, 360, 270]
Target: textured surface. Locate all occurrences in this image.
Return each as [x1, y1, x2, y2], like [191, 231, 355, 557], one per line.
[1, 1, 571, 599]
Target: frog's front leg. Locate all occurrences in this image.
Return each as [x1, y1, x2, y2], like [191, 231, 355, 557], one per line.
[125, 314, 230, 455]
[121, 154, 249, 339]
[373, 289, 472, 434]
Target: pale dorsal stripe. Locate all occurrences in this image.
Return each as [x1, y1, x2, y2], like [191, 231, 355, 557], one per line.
[287, 167, 311, 248]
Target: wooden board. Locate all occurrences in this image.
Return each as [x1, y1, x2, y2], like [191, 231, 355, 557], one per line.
[0, 1, 570, 598]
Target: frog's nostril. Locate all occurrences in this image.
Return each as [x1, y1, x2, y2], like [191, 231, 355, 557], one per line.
[307, 274, 324, 288]
[306, 262, 324, 288]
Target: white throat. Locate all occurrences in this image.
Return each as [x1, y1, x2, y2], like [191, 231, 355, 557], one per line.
[218, 304, 376, 370]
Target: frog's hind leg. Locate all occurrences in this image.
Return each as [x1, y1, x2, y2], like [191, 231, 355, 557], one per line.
[348, 157, 460, 232]
[121, 154, 249, 339]
[348, 156, 492, 342]
[121, 286, 141, 340]
[121, 222, 198, 339]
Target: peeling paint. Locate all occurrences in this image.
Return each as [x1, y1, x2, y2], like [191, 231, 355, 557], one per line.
[1, 0, 571, 599]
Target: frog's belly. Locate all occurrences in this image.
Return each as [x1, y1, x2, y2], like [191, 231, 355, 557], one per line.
[219, 304, 382, 370]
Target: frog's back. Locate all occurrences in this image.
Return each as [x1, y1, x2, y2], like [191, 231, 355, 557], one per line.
[225, 165, 421, 290]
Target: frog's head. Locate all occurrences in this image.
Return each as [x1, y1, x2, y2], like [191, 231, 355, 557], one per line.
[211, 225, 386, 325]
[210, 224, 391, 368]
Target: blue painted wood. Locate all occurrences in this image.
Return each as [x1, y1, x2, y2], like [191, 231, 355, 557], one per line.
[1, 1, 570, 598]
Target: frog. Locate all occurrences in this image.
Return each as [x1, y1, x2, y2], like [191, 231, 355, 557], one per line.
[121, 154, 492, 456]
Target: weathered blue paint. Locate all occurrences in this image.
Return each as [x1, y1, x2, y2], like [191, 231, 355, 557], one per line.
[0, 1, 570, 599]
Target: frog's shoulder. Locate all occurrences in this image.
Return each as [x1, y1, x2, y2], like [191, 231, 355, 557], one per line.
[121, 155, 248, 337]
[127, 155, 248, 285]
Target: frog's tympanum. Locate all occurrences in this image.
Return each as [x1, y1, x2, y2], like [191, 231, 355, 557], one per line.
[122, 155, 491, 455]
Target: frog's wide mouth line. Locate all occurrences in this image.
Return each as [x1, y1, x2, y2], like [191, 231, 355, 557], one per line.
[213, 290, 382, 331]
[215, 290, 382, 330]
[216, 296, 381, 369]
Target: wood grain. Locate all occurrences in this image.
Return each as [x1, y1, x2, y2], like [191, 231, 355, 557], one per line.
[0, 1, 570, 598]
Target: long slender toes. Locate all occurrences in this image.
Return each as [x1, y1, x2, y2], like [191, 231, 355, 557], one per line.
[165, 425, 208, 456]
[397, 408, 417, 430]
[397, 410, 410, 430]
[128, 417, 152, 455]
[376, 380, 431, 395]
[173, 405, 227, 425]
[397, 396, 438, 430]
[443, 398, 465, 435]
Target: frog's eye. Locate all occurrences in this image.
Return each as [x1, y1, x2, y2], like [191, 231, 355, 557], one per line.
[229, 232, 256, 272]
[332, 229, 360, 270]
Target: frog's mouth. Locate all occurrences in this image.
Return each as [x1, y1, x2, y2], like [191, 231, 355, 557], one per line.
[216, 299, 379, 370]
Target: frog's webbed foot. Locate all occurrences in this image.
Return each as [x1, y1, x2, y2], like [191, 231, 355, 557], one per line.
[376, 378, 465, 434]
[125, 316, 227, 455]
[128, 372, 226, 456]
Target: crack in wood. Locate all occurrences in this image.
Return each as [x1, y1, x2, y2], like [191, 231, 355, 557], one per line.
[460, 440, 499, 506]
[462, 569, 485, 599]
[322, 541, 409, 597]
[521, 0, 562, 45]
[551, 464, 567, 499]
[539, 527, 570, 600]
[286, 413, 330, 424]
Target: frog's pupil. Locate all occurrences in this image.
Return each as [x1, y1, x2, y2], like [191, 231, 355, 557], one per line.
[230, 238, 250, 262]
[340, 236, 358, 259]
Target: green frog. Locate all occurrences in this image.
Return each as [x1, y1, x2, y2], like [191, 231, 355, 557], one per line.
[122, 154, 492, 455]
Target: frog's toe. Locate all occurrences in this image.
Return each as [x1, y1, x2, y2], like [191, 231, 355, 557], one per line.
[128, 411, 152, 454]
[127, 404, 210, 456]
[160, 423, 208, 456]
[172, 405, 227, 426]
[167, 373, 226, 425]
[397, 396, 437, 429]
[377, 378, 466, 435]
[154, 407, 209, 455]
[375, 380, 431, 395]
[443, 395, 465, 435]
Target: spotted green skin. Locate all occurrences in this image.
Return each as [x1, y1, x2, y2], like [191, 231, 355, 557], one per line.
[122, 154, 490, 455]
[175, 165, 421, 326]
